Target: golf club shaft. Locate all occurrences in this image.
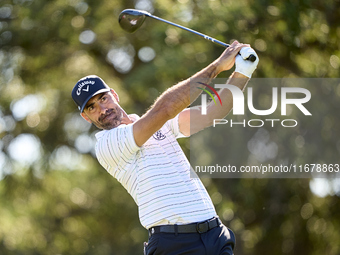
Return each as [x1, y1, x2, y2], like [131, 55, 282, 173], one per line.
[145, 13, 230, 48]
[119, 9, 256, 62]
[143, 12, 256, 62]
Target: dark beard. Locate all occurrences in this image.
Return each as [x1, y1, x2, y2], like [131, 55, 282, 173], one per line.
[96, 109, 122, 130]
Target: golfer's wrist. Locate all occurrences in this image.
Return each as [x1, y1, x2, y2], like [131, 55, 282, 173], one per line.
[210, 61, 224, 76]
[226, 72, 249, 91]
[232, 71, 250, 79]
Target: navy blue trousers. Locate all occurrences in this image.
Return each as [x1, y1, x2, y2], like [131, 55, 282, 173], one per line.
[143, 224, 235, 255]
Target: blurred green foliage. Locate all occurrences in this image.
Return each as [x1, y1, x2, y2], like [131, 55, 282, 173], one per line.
[0, 0, 340, 254]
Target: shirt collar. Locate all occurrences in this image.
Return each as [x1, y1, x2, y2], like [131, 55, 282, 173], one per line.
[94, 114, 140, 141]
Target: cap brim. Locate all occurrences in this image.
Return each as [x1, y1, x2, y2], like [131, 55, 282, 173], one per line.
[80, 88, 111, 112]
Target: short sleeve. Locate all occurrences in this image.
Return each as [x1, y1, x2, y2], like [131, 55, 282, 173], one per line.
[167, 113, 189, 139]
[95, 124, 140, 171]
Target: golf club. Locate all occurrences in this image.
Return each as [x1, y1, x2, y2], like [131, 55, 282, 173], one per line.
[118, 9, 256, 62]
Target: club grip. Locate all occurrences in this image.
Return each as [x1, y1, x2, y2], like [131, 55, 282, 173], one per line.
[247, 54, 256, 62]
[237, 52, 256, 62]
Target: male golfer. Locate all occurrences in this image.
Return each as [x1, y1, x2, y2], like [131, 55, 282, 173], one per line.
[72, 40, 259, 254]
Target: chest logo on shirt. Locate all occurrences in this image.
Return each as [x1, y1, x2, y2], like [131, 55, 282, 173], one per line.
[153, 130, 166, 140]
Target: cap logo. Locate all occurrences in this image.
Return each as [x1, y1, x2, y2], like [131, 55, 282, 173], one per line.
[76, 80, 95, 96]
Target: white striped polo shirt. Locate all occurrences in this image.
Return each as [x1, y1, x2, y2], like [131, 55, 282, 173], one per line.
[95, 114, 216, 229]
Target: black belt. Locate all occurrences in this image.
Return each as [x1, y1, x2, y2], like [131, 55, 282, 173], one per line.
[148, 217, 221, 237]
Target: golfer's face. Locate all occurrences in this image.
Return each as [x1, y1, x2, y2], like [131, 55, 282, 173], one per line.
[83, 92, 123, 130]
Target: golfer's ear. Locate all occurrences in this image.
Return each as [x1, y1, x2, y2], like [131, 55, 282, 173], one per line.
[81, 112, 92, 124]
[110, 88, 119, 102]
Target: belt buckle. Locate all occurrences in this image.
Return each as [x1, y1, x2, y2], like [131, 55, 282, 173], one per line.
[196, 220, 209, 234]
[148, 228, 155, 237]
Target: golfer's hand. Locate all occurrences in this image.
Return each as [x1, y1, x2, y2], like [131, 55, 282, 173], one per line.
[235, 47, 259, 78]
[214, 41, 249, 73]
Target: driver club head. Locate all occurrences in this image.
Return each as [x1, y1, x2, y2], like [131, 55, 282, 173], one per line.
[118, 9, 150, 33]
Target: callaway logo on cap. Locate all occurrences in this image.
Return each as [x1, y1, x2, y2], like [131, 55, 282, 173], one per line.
[72, 75, 111, 112]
